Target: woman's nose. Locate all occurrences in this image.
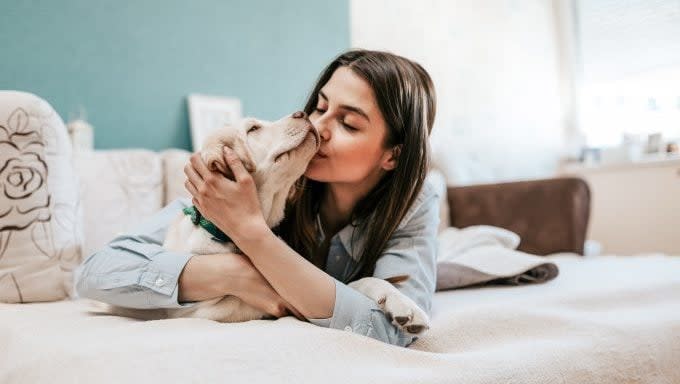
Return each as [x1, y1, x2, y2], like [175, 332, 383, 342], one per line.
[292, 111, 307, 119]
[312, 117, 330, 141]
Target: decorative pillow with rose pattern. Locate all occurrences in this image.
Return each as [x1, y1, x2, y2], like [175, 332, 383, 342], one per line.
[0, 91, 83, 303]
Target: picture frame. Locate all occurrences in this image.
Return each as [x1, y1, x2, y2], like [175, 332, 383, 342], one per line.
[187, 93, 242, 151]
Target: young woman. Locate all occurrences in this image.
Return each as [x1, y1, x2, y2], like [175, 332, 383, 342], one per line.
[74, 49, 440, 348]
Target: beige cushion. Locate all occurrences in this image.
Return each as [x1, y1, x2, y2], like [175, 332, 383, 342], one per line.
[159, 148, 191, 205]
[0, 91, 83, 303]
[74, 149, 164, 258]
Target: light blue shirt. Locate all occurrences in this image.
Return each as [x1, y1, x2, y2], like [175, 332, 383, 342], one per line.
[73, 178, 440, 347]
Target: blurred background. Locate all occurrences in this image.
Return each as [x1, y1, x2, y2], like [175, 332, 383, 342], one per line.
[1, 0, 679, 254]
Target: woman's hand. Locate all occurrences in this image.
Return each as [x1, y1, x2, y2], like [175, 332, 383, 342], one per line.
[178, 252, 303, 320]
[229, 254, 305, 321]
[184, 148, 268, 244]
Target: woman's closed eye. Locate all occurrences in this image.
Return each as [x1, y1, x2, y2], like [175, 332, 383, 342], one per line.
[341, 121, 358, 131]
[313, 107, 358, 132]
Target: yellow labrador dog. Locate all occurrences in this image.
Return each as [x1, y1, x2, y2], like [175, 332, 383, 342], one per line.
[102, 111, 429, 335]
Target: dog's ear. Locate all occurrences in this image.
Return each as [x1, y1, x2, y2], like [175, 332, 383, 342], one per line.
[202, 124, 256, 180]
[210, 147, 253, 182]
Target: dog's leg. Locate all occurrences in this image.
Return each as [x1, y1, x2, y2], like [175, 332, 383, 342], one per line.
[348, 277, 430, 335]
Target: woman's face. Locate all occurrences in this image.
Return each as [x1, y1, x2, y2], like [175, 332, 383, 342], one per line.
[304, 66, 395, 184]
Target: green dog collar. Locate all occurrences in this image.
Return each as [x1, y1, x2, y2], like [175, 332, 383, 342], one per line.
[182, 206, 231, 243]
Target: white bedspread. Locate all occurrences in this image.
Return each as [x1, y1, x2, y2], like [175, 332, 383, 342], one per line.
[1, 254, 679, 383]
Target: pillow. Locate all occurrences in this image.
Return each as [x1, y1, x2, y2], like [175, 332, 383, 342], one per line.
[73, 149, 164, 258]
[159, 148, 192, 205]
[0, 91, 83, 303]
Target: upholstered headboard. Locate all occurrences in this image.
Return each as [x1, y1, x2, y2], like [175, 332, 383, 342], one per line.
[446, 178, 591, 255]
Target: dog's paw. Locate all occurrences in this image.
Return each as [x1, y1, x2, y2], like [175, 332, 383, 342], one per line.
[378, 292, 430, 335]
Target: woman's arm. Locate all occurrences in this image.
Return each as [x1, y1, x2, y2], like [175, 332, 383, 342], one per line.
[74, 197, 300, 318]
[74, 198, 206, 308]
[179, 252, 304, 319]
[74, 197, 248, 308]
[183, 149, 337, 319]
[309, 182, 440, 347]
[234, 226, 337, 319]
[177, 253, 242, 303]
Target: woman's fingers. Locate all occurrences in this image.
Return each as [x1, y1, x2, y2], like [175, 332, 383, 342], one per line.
[184, 159, 203, 189]
[223, 147, 249, 183]
[192, 198, 203, 212]
[189, 152, 211, 180]
[269, 296, 304, 321]
[253, 293, 288, 319]
[237, 275, 304, 320]
[219, 251, 302, 321]
[184, 178, 198, 196]
[284, 301, 305, 321]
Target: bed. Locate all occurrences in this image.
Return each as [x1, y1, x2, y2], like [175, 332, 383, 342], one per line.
[1, 253, 678, 383]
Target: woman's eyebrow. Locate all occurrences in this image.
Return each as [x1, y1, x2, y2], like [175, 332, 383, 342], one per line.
[318, 90, 371, 122]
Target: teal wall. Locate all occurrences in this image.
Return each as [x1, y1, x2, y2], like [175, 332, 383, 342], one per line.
[0, 1, 349, 150]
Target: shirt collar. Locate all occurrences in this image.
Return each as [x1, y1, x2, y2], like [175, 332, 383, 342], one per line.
[315, 213, 365, 261]
[313, 177, 437, 262]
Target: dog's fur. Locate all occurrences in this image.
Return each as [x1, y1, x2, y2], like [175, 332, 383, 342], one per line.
[101, 112, 429, 335]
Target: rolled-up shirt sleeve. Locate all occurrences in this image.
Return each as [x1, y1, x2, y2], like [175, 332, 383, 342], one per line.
[73, 198, 199, 309]
[308, 183, 440, 347]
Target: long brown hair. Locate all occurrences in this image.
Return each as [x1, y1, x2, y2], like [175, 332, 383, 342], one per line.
[277, 49, 436, 283]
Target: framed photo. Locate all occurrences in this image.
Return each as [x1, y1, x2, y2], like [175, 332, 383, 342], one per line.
[187, 93, 242, 151]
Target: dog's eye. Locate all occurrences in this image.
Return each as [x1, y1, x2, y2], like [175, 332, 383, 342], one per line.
[247, 125, 260, 134]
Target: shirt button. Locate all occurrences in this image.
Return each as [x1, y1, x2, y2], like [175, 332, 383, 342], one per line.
[344, 326, 353, 332]
[155, 277, 165, 287]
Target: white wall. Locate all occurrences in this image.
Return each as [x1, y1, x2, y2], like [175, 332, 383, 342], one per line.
[351, 0, 568, 185]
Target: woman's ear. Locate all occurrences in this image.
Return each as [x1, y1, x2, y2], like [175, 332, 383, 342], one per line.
[381, 145, 401, 171]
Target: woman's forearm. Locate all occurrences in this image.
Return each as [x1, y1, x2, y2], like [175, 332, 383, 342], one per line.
[233, 226, 336, 319]
[177, 253, 247, 303]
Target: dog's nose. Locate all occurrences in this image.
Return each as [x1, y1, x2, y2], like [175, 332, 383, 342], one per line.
[292, 111, 307, 119]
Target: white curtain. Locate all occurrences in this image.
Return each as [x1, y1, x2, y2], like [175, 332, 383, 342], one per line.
[351, 0, 566, 185]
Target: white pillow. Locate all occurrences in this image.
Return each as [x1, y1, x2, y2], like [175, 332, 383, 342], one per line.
[0, 91, 83, 303]
[159, 148, 192, 205]
[74, 149, 164, 258]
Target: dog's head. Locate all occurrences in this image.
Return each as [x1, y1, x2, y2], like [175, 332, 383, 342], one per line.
[200, 111, 320, 226]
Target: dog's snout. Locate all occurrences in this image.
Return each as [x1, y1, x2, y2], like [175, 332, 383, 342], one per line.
[292, 111, 307, 119]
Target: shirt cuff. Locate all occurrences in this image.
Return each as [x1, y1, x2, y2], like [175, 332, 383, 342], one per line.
[307, 279, 416, 347]
[308, 279, 373, 329]
[138, 250, 198, 308]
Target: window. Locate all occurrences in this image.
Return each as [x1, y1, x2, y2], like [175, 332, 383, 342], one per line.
[575, 0, 680, 147]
